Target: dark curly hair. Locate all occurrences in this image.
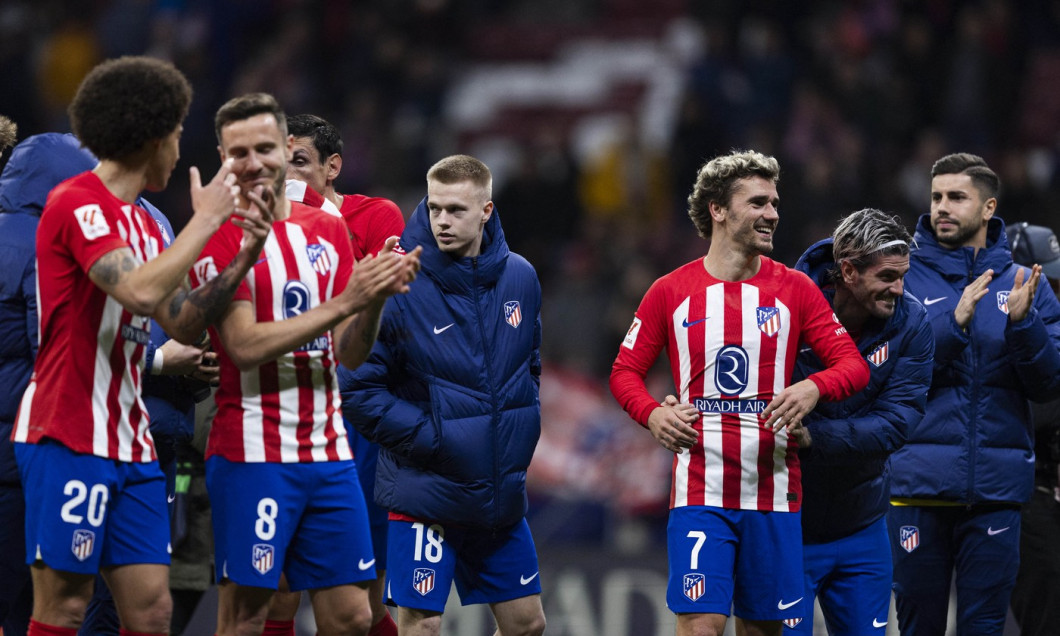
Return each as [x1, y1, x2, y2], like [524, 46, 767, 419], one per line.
[288, 113, 343, 163]
[69, 56, 191, 161]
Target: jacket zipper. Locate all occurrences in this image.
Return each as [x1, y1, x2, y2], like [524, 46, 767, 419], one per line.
[472, 257, 502, 528]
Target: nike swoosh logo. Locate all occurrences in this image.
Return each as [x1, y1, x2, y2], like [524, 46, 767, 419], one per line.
[923, 296, 947, 306]
[433, 324, 454, 334]
[681, 317, 708, 328]
[798, 346, 812, 354]
[987, 526, 1010, 536]
[873, 618, 887, 628]
[167, 494, 175, 503]
[520, 572, 539, 585]
[358, 558, 376, 570]
[777, 597, 803, 610]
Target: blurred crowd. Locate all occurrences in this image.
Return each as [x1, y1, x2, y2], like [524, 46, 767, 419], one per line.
[5, 0, 1060, 545]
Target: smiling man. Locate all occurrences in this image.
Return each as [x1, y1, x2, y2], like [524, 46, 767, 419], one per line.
[786, 209, 933, 635]
[888, 153, 1060, 635]
[342, 154, 546, 636]
[609, 150, 868, 636]
[191, 93, 420, 636]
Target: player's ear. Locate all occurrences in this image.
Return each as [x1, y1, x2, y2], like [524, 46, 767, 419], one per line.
[482, 201, 494, 225]
[839, 259, 857, 284]
[326, 153, 342, 184]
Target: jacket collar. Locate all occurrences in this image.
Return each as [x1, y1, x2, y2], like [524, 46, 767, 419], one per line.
[402, 196, 510, 294]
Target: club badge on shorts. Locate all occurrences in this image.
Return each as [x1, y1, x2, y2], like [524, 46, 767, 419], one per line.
[683, 573, 705, 601]
[71, 529, 95, 561]
[252, 543, 275, 574]
[413, 567, 436, 595]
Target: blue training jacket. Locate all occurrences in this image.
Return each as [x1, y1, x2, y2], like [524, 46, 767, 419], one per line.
[793, 239, 934, 543]
[340, 198, 542, 529]
[889, 215, 1060, 504]
[0, 134, 97, 484]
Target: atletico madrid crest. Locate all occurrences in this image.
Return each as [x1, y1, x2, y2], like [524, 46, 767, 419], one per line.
[307, 244, 331, 276]
[71, 529, 95, 562]
[252, 543, 275, 575]
[782, 618, 803, 628]
[899, 525, 920, 553]
[997, 291, 1010, 315]
[757, 307, 781, 337]
[504, 301, 522, 328]
[867, 342, 889, 367]
[413, 567, 436, 595]
[683, 573, 705, 601]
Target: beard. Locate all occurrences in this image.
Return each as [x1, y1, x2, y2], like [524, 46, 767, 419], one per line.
[933, 217, 982, 248]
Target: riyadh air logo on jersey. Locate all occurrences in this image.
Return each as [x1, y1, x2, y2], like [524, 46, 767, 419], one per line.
[867, 342, 889, 367]
[283, 281, 312, 319]
[73, 204, 111, 240]
[71, 529, 95, 562]
[683, 573, 705, 601]
[899, 525, 920, 553]
[783, 618, 803, 628]
[757, 306, 781, 337]
[714, 345, 749, 395]
[504, 301, 522, 328]
[413, 568, 435, 596]
[997, 291, 1010, 315]
[306, 244, 331, 276]
[252, 543, 274, 574]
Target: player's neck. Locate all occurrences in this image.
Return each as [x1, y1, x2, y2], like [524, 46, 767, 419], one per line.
[273, 193, 292, 221]
[703, 242, 762, 282]
[327, 189, 342, 209]
[832, 287, 868, 335]
[93, 161, 149, 204]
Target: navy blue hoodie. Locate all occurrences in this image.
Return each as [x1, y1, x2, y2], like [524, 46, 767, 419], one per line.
[341, 198, 542, 529]
[890, 215, 1060, 504]
[794, 239, 934, 542]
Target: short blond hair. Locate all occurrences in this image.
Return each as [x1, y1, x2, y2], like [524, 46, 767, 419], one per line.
[426, 154, 492, 199]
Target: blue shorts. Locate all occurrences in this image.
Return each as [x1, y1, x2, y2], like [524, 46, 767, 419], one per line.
[888, 504, 1020, 636]
[15, 441, 170, 574]
[206, 457, 375, 591]
[385, 518, 541, 613]
[346, 419, 387, 568]
[786, 516, 891, 635]
[667, 506, 804, 620]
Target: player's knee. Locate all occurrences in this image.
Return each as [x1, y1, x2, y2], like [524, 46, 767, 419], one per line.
[500, 611, 546, 636]
[318, 602, 372, 636]
[126, 590, 173, 633]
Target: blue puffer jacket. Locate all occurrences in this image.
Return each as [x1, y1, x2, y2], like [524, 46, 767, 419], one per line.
[889, 215, 1060, 504]
[0, 134, 96, 485]
[341, 198, 542, 529]
[793, 239, 934, 543]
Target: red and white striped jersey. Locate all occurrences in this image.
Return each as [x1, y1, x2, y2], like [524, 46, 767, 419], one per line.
[190, 201, 354, 463]
[610, 257, 868, 512]
[14, 172, 162, 462]
[285, 179, 405, 259]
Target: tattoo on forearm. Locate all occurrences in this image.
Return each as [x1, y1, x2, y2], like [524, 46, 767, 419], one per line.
[170, 252, 253, 330]
[91, 250, 138, 286]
